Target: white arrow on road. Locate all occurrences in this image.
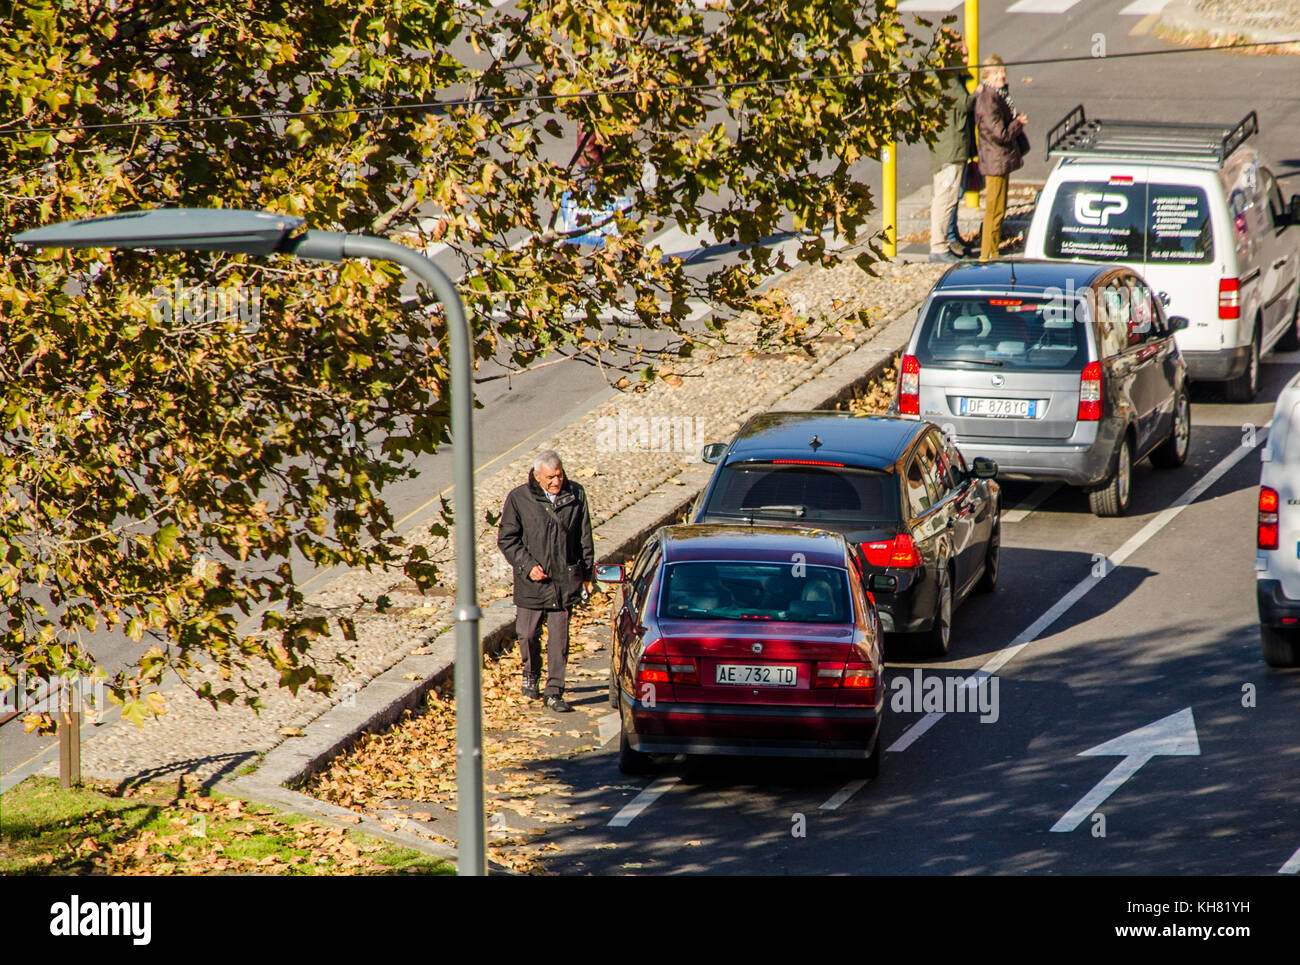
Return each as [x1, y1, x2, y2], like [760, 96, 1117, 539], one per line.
[1050, 708, 1200, 833]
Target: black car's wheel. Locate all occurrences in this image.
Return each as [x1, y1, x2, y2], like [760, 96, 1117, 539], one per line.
[618, 720, 654, 775]
[1223, 322, 1260, 402]
[1261, 624, 1300, 668]
[1089, 435, 1132, 517]
[975, 522, 1000, 594]
[1150, 387, 1191, 469]
[919, 565, 953, 656]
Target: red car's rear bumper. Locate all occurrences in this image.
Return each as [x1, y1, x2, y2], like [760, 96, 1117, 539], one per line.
[621, 693, 881, 759]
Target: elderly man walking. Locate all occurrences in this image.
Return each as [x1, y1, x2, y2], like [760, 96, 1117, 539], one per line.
[497, 450, 594, 712]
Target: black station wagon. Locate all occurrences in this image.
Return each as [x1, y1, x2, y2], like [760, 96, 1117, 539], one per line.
[692, 412, 1000, 655]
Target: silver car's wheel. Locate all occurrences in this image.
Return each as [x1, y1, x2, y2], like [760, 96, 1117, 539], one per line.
[1089, 436, 1132, 517]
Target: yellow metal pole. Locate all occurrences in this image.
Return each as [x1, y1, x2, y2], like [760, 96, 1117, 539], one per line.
[882, 0, 897, 257]
[964, 0, 980, 208]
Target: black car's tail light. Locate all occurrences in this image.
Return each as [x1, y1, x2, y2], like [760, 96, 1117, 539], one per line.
[1259, 486, 1280, 550]
[861, 533, 921, 568]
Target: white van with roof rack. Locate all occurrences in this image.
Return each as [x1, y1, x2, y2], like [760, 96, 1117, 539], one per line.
[1024, 106, 1300, 401]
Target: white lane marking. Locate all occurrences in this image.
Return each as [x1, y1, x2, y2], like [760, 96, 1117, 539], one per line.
[819, 779, 868, 811]
[886, 710, 944, 753]
[608, 777, 681, 827]
[1280, 845, 1300, 874]
[1002, 482, 1060, 524]
[1049, 708, 1200, 833]
[597, 711, 620, 744]
[1119, 0, 1170, 13]
[888, 426, 1270, 753]
[1006, 0, 1082, 12]
[897, 0, 964, 10]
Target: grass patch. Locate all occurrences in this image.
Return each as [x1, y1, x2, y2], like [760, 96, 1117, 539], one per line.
[0, 777, 454, 876]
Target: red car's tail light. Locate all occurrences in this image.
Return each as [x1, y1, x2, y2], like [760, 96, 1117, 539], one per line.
[840, 662, 876, 688]
[636, 638, 669, 684]
[1219, 278, 1240, 320]
[814, 663, 844, 688]
[668, 658, 699, 686]
[899, 354, 920, 416]
[817, 660, 878, 702]
[861, 533, 921, 569]
[1078, 361, 1103, 421]
[1259, 486, 1280, 550]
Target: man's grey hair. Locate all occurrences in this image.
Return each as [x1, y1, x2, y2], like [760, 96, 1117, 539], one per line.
[533, 449, 563, 472]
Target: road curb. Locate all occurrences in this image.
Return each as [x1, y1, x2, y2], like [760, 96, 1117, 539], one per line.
[224, 303, 925, 849]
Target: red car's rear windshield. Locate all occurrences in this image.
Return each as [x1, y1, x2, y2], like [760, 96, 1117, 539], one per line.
[659, 561, 851, 624]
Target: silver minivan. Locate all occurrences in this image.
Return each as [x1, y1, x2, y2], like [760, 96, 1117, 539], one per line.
[895, 260, 1190, 516]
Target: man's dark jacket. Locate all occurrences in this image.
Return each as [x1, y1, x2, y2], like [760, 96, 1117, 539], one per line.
[497, 473, 595, 610]
[974, 83, 1024, 177]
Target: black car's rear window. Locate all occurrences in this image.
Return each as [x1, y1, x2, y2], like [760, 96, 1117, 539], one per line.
[1043, 181, 1213, 264]
[703, 462, 898, 523]
[914, 295, 1091, 370]
[659, 561, 851, 624]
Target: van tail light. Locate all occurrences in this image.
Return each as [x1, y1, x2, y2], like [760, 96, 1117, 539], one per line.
[1219, 278, 1240, 320]
[861, 533, 921, 569]
[1259, 486, 1280, 550]
[899, 354, 920, 416]
[1078, 361, 1103, 421]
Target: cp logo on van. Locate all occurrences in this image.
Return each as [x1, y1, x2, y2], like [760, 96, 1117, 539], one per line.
[1074, 192, 1129, 227]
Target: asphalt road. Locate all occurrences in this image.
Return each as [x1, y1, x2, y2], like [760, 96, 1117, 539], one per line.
[543, 355, 1300, 875]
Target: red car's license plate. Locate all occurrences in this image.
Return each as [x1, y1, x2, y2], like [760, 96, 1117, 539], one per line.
[714, 664, 798, 687]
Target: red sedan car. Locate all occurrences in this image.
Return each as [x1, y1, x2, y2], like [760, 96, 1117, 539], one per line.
[598, 524, 887, 777]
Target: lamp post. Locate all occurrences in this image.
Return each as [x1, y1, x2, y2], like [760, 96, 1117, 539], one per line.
[15, 209, 487, 875]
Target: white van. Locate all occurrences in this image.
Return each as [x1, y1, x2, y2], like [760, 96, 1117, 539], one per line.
[1257, 371, 1300, 666]
[1024, 107, 1300, 401]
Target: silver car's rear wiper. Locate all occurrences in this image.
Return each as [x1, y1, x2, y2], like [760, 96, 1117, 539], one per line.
[931, 356, 1005, 367]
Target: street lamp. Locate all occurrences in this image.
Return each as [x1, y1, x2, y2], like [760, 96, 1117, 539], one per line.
[15, 208, 487, 875]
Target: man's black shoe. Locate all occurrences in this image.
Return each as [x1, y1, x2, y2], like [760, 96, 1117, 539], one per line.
[522, 675, 540, 699]
[544, 695, 573, 713]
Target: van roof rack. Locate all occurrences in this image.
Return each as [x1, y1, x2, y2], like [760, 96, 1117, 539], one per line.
[1046, 104, 1258, 163]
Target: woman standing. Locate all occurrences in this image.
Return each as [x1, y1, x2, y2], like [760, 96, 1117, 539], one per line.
[974, 55, 1028, 261]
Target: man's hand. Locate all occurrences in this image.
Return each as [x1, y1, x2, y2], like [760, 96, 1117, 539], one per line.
[1016, 113, 1028, 126]
[529, 564, 547, 581]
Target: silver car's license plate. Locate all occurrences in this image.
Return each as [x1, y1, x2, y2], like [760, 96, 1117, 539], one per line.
[715, 664, 798, 687]
[960, 397, 1036, 418]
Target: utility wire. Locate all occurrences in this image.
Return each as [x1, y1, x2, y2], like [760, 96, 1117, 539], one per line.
[3, 37, 1299, 138]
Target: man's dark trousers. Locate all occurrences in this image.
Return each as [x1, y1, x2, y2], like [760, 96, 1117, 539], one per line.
[516, 607, 570, 699]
